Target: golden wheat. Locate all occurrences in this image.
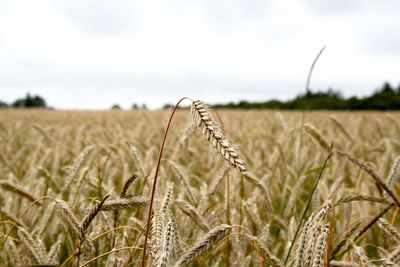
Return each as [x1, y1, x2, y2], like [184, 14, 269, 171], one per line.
[0, 108, 400, 266]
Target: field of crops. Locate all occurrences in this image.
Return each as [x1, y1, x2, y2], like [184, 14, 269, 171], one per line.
[1, 105, 400, 267]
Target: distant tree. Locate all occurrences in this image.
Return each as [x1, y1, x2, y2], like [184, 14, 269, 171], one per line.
[132, 103, 139, 109]
[211, 81, 400, 110]
[381, 82, 394, 93]
[0, 100, 8, 107]
[0, 100, 8, 108]
[31, 95, 46, 107]
[360, 82, 400, 110]
[12, 93, 46, 108]
[111, 104, 121, 110]
[163, 104, 173, 109]
[141, 103, 147, 110]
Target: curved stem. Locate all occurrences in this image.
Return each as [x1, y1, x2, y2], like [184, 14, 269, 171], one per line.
[141, 97, 192, 267]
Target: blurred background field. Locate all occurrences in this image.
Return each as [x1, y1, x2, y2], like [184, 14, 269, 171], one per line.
[1, 108, 400, 266]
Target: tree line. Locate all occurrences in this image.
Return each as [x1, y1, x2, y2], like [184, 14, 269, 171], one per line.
[0, 94, 47, 108]
[213, 82, 400, 110]
[1, 81, 400, 110]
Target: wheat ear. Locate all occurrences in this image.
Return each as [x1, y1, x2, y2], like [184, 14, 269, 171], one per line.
[17, 227, 44, 264]
[304, 123, 332, 153]
[47, 240, 62, 265]
[378, 218, 400, 243]
[101, 197, 148, 211]
[173, 224, 231, 267]
[81, 195, 110, 234]
[248, 234, 283, 267]
[387, 245, 400, 264]
[175, 199, 210, 232]
[191, 100, 246, 172]
[335, 194, 390, 206]
[336, 150, 400, 208]
[311, 224, 330, 267]
[75, 195, 109, 266]
[61, 145, 93, 193]
[387, 156, 400, 189]
[0, 180, 40, 205]
[54, 199, 82, 239]
[155, 220, 175, 267]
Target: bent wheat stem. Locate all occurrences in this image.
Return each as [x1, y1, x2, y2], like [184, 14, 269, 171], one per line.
[141, 97, 192, 267]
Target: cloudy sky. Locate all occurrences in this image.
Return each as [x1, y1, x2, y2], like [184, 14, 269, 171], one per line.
[0, 0, 399, 109]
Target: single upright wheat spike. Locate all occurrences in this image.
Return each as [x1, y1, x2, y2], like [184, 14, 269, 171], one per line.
[5, 240, 21, 266]
[312, 224, 330, 267]
[387, 156, 400, 189]
[47, 240, 62, 265]
[191, 100, 246, 172]
[17, 227, 43, 264]
[150, 185, 175, 262]
[154, 220, 175, 267]
[294, 214, 315, 267]
[160, 183, 174, 215]
[61, 145, 93, 193]
[293, 200, 332, 267]
[127, 142, 147, 178]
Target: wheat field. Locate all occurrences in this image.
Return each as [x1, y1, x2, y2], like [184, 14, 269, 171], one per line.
[1, 106, 400, 267]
